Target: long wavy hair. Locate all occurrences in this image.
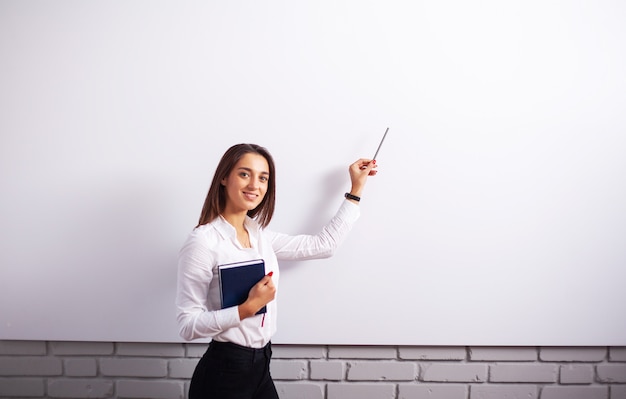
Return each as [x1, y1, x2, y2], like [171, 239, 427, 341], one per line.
[197, 143, 276, 228]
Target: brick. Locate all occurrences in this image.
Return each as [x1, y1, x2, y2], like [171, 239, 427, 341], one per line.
[347, 361, 416, 381]
[399, 347, 466, 361]
[398, 384, 467, 399]
[0, 377, 45, 397]
[470, 384, 537, 399]
[310, 360, 344, 380]
[0, 341, 46, 355]
[64, 358, 97, 377]
[560, 364, 594, 384]
[612, 385, 626, 399]
[271, 360, 307, 380]
[117, 342, 185, 357]
[327, 383, 395, 399]
[273, 345, 325, 359]
[421, 363, 487, 382]
[329, 346, 396, 359]
[610, 347, 626, 362]
[185, 343, 208, 358]
[597, 364, 626, 383]
[490, 363, 557, 383]
[169, 358, 197, 379]
[275, 383, 324, 399]
[100, 358, 167, 377]
[469, 347, 537, 361]
[116, 380, 184, 399]
[540, 347, 606, 362]
[0, 356, 62, 376]
[47, 379, 113, 398]
[540, 385, 608, 399]
[50, 341, 114, 355]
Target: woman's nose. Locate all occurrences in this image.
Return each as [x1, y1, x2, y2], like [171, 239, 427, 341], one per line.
[247, 178, 259, 189]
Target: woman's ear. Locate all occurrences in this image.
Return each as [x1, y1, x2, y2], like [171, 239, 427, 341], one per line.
[221, 177, 227, 186]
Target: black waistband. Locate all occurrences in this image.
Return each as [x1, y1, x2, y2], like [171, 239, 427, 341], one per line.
[210, 340, 271, 354]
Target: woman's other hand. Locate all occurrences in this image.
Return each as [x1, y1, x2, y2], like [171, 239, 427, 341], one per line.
[238, 272, 276, 320]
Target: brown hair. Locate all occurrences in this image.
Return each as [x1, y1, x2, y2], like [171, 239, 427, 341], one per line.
[197, 143, 276, 228]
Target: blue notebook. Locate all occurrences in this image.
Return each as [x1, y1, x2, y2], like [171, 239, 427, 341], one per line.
[218, 259, 267, 315]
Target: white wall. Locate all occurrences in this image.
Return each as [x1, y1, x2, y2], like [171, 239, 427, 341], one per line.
[1, 0, 625, 345]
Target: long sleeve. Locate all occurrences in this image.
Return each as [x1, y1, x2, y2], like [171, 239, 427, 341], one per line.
[267, 200, 361, 260]
[175, 232, 240, 341]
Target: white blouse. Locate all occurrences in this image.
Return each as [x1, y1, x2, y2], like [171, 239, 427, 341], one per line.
[176, 200, 360, 348]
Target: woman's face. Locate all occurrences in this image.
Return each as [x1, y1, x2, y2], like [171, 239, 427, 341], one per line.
[221, 153, 270, 215]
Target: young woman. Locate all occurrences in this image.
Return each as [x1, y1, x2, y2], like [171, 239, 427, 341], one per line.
[176, 143, 377, 399]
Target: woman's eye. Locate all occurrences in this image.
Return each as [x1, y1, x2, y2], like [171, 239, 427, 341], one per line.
[240, 172, 249, 178]
[260, 176, 268, 182]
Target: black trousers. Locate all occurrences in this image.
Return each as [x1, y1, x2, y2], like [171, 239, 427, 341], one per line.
[189, 340, 279, 399]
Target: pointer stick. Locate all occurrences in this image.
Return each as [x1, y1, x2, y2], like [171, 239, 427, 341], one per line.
[372, 127, 389, 161]
[361, 127, 389, 169]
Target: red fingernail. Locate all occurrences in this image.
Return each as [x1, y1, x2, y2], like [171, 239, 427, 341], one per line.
[268, 271, 274, 277]
[372, 160, 377, 164]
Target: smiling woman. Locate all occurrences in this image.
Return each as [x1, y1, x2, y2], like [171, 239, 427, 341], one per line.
[222, 155, 271, 230]
[175, 143, 377, 399]
[197, 144, 277, 230]
[221, 154, 271, 248]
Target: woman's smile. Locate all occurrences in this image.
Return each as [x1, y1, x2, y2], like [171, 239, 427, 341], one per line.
[243, 191, 260, 201]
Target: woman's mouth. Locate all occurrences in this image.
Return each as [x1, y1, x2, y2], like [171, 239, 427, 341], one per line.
[243, 191, 258, 201]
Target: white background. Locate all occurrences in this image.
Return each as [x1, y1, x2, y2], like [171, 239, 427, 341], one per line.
[1, 0, 625, 345]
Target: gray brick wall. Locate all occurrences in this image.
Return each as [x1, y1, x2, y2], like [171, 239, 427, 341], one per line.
[0, 341, 625, 399]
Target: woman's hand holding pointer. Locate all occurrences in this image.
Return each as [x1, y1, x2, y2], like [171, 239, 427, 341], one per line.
[347, 159, 378, 203]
